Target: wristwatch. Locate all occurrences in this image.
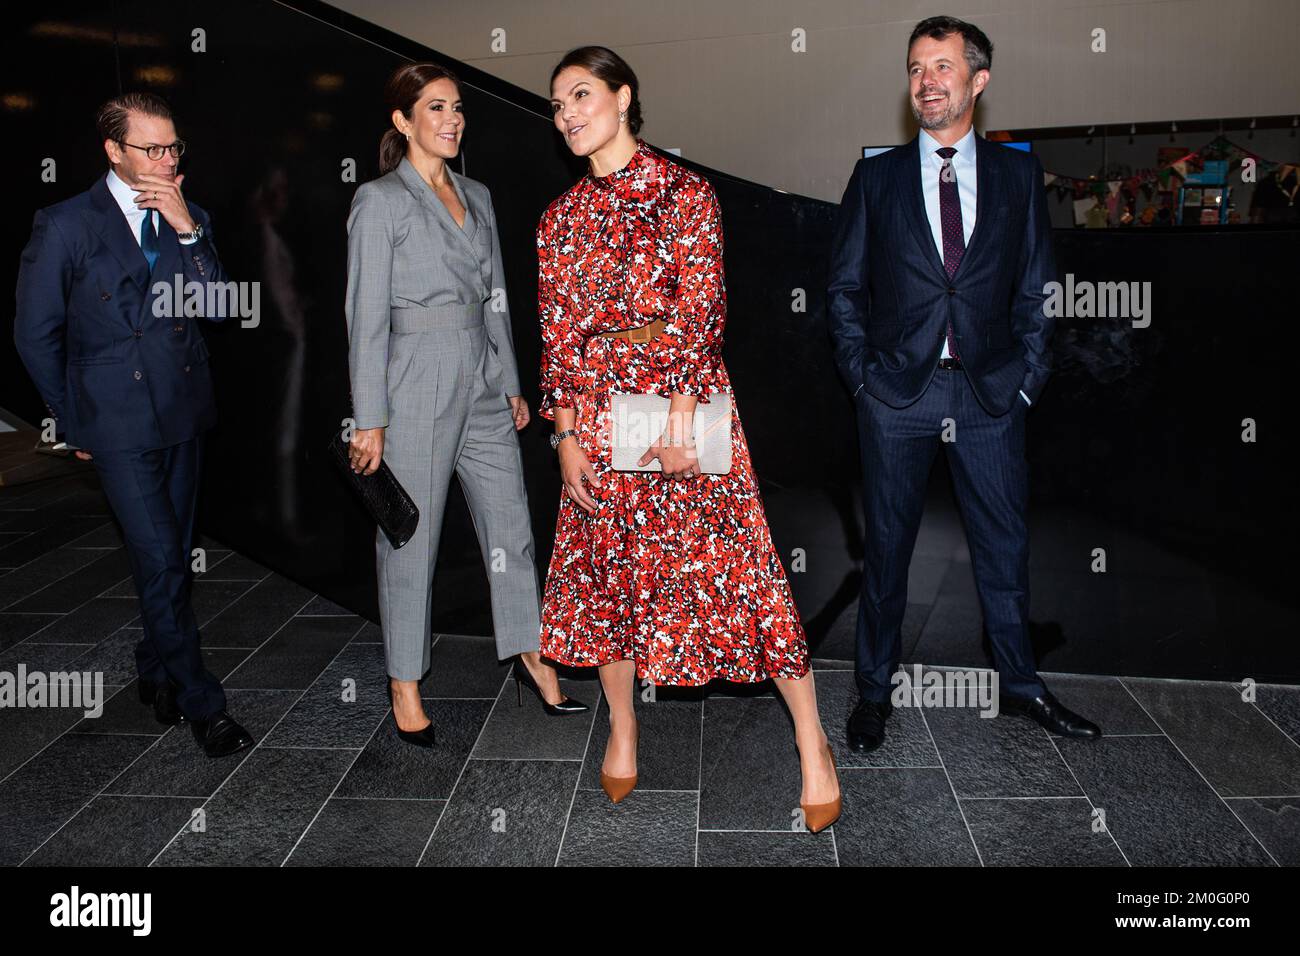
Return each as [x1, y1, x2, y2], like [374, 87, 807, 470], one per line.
[175, 223, 205, 242]
[549, 429, 577, 450]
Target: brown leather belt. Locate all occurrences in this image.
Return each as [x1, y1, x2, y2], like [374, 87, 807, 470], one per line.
[598, 317, 668, 343]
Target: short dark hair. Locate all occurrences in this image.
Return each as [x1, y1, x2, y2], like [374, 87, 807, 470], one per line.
[550, 45, 643, 136]
[908, 16, 993, 102]
[95, 92, 173, 146]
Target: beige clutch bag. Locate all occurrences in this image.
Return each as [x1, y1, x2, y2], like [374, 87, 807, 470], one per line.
[610, 392, 732, 474]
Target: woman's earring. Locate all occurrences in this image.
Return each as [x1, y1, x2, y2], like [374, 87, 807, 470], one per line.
[619, 111, 627, 123]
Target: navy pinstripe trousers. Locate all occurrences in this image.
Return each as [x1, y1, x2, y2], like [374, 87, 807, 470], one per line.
[854, 368, 1047, 701]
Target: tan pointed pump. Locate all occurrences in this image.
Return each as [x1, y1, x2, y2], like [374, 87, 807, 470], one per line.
[800, 744, 842, 834]
[600, 770, 638, 804]
[600, 718, 638, 803]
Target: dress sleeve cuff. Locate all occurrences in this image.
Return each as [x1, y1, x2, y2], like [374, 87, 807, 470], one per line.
[537, 383, 582, 420]
[654, 326, 723, 402]
[661, 361, 722, 403]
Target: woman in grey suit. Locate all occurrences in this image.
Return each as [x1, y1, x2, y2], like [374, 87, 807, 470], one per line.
[345, 63, 587, 745]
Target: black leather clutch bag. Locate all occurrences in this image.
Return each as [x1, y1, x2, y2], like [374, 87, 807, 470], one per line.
[326, 429, 419, 549]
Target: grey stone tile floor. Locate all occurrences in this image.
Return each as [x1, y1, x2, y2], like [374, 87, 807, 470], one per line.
[2, 473, 1296, 866]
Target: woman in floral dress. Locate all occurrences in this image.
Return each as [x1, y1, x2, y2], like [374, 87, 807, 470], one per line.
[537, 46, 840, 830]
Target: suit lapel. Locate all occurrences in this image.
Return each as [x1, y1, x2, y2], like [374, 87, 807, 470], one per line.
[448, 169, 479, 245]
[86, 175, 150, 292]
[396, 157, 478, 250]
[901, 136, 948, 283]
[153, 215, 181, 285]
[955, 133, 999, 280]
[902, 132, 1001, 283]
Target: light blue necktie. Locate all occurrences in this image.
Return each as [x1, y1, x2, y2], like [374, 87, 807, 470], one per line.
[140, 211, 159, 272]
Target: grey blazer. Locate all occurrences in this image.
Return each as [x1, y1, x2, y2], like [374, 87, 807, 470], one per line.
[345, 155, 521, 429]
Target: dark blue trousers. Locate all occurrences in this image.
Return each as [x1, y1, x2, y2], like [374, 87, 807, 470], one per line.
[91, 434, 226, 720]
[854, 368, 1047, 702]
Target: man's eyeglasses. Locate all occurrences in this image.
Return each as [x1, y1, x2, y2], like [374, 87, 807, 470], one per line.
[117, 139, 186, 161]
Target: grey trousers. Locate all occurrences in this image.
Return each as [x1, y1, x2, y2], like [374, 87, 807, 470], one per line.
[376, 314, 542, 680]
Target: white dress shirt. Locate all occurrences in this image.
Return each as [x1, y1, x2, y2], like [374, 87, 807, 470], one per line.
[106, 168, 198, 246]
[918, 127, 1030, 406]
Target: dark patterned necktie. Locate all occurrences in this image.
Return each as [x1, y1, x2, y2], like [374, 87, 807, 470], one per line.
[936, 145, 962, 360]
[140, 212, 159, 273]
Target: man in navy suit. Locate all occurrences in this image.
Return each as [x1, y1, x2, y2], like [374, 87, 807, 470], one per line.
[15, 93, 253, 757]
[828, 17, 1100, 750]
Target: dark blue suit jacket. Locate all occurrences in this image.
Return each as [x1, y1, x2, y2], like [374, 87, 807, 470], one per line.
[827, 133, 1057, 415]
[14, 172, 230, 452]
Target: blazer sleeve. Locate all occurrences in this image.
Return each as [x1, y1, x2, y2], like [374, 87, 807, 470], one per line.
[1012, 154, 1057, 403]
[14, 208, 72, 433]
[536, 210, 587, 420]
[344, 182, 394, 430]
[179, 203, 229, 304]
[650, 175, 726, 404]
[826, 158, 869, 395]
[483, 193, 522, 397]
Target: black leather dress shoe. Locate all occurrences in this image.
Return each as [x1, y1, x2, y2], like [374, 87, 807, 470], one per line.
[847, 699, 893, 752]
[137, 677, 184, 726]
[190, 710, 255, 758]
[1000, 691, 1101, 738]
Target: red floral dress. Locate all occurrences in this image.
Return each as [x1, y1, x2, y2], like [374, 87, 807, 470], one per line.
[535, 137, 808, 686]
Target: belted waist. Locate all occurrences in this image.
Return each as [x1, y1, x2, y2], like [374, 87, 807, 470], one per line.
[598, 317, 668, 343]
[390, 303, 485, 333]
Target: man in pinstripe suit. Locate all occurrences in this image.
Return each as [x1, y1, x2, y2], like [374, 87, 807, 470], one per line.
[827, 17, 1100, 751]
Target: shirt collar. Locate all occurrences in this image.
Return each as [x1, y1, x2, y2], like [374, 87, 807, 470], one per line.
[919, 126, 977, 168]
[105, 168, 146, 219]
